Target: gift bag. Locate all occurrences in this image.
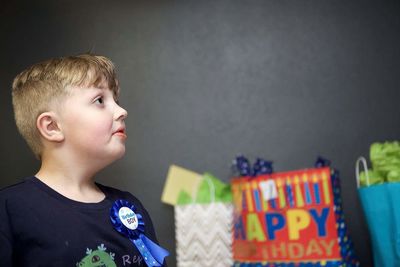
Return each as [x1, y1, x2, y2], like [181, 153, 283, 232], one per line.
[356, 150, 400, 266]
[174, 174, 234, 267]
[231, 157, 359, 266]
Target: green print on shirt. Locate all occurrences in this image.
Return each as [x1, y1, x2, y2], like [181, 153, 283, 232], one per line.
[76, 244, 117, 267]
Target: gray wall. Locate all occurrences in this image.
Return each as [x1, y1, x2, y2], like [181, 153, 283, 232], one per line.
[1, 1, 400, 266]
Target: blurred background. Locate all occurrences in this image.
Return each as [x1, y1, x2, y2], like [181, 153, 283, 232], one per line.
[1, 1, 399, 266]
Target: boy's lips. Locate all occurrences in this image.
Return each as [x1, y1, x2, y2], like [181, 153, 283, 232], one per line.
[113, 127, 127, 138]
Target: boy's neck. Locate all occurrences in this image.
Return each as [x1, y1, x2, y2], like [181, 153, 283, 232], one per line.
[35, 157, 106, 203]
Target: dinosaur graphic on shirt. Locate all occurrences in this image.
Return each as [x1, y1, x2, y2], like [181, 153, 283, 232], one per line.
[76, 244, 116, 267]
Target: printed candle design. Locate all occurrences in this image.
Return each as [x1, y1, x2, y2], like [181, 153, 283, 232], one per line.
[245, 182, 254, 212]
[286, 177, 295, 207]
[260, 178, 270, 212]
[303, 173, 313, 205]
[252, 181, 262, 212]
[322, 172, 331, 204]
[312, 173, 321, 204]
[276, 177, 286, 209]
[294, 175, 304, 207]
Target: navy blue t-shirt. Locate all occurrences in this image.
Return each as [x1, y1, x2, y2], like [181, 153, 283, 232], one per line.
[0, 176, 162, 267]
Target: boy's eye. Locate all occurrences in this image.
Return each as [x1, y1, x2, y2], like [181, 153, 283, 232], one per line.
[95, 97, 104, 104]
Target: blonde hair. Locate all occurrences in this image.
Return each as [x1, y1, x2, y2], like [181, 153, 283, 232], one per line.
[12, 54, 120, 159]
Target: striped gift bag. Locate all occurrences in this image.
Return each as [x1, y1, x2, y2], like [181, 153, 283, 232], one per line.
[175, 202, 233, 267]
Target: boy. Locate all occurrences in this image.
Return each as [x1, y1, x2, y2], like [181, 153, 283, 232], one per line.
[0, 54, 168, 266]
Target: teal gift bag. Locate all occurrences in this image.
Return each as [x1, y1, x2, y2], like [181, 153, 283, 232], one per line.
[356, 157, 400, 267]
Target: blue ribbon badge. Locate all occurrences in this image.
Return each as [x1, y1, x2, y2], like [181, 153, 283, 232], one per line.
[110, 199, 169, 266]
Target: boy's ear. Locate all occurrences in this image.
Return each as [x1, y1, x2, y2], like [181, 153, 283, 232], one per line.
[36, 112, 64, 142]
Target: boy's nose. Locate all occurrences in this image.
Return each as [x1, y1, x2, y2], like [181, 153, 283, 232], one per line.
[115, 105, 128, 121]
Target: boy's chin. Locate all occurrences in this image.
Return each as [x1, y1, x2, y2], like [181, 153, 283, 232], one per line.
[112, 148, 126, 160]
[100, 148, 126, 166]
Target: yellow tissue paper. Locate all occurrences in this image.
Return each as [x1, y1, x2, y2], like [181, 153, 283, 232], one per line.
[161, 165, 203, 205]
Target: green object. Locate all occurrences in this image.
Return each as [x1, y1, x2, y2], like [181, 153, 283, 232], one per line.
[195, 173, 233, 204]
[359, 169, 384, 186]
[176, 173, 232, 205]
[370, 141, 400, 183]
[176, 190, 193, 205]
[387, 170, 400, 183]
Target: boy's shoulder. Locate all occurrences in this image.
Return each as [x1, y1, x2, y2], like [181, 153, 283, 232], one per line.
[96, 183, 133, 199]
[0, 178, 34, 224]
[96, 183, 143, 206]
[0, 178, 32, 199]
[0, 178, 147, 214]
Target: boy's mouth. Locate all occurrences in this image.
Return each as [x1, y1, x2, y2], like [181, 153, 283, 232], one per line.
[113, 127, 127, 138]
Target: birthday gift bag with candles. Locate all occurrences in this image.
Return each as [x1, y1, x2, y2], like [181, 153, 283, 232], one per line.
[231, 156, 359, 267]
[174, 173, 234, 267]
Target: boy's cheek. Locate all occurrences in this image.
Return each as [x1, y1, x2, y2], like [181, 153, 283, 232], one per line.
[85, 122, 113, 135]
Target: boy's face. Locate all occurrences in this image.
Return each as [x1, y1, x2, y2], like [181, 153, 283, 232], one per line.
[57, 84, 128, 165]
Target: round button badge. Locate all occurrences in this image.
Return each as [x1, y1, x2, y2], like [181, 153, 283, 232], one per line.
[118, 207, 138, 230]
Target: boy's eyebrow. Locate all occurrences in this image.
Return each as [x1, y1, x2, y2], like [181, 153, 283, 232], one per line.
[90, 87, 120, 102]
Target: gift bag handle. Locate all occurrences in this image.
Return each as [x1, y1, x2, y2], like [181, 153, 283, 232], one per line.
[192, 176, 216, 203]
[356, 156, 370, 188]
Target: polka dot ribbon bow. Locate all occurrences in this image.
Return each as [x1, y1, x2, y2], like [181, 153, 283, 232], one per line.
[232, 155, 274, 177]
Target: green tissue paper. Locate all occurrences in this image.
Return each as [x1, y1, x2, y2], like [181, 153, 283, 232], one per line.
[176, 190, 193, 205]
[176, 173, 232, 205]
[360, 141, 400, 187]
[359, 169, 384, 186]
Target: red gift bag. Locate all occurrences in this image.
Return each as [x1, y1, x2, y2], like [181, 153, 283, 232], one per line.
[231, 159, 359, 267]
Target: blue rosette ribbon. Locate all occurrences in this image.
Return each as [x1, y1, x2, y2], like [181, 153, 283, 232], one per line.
[110, 199, 169, 266]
